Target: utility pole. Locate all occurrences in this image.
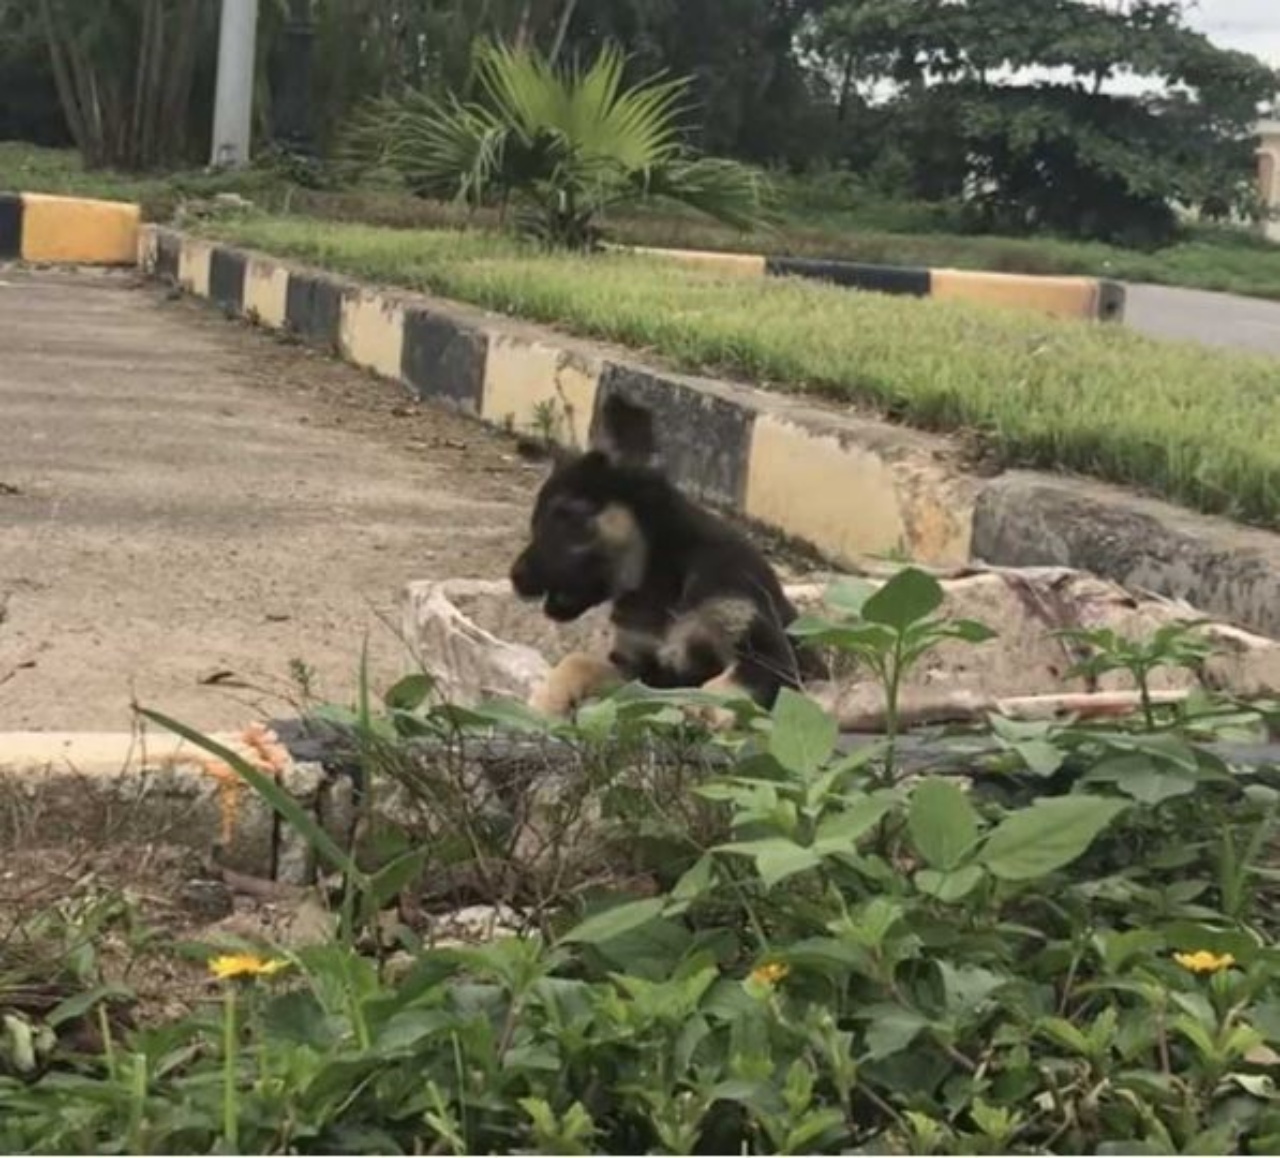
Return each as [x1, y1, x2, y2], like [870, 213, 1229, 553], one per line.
[210, 0, 260, 169]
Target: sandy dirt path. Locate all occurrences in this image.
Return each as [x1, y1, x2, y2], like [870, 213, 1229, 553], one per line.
[0, 266, 534, 731]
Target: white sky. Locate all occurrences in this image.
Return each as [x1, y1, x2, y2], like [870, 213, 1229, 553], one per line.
[1182, 0, 1280, 66]
[1005, 1, 1280, 103]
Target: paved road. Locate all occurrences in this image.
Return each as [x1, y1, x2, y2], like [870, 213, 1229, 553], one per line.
[0, 267, 531, 731]
[1125, 283, 1280, 357]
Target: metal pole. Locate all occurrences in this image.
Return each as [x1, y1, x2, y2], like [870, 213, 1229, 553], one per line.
[210, 0, 260, 168]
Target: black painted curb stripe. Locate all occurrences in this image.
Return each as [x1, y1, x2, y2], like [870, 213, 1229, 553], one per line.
[1097, 280, 1126, 322]
[208, 246, 247, 314]
[592, 363, 756, 511]
[766, 255, 931, 297]
[0, 193, 24, 260]
[284, 270, 345, 349]
[401, 306, 488, 413]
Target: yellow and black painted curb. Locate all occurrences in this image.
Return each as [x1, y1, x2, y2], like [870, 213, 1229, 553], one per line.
[0, 190, 141, 266]
[617, 243, 1126, 323]
[141, 226, 1280, 641]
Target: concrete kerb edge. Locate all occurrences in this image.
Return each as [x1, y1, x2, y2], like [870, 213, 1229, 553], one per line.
[0, 730, 350, 885]
[139, 225, 1280, 641]
[0, 190, 141, 266]
[619, 242, 1125, 323]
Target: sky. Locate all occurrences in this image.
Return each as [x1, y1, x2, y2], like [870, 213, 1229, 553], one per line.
[1006, 0, 1280, 103]
[1182, 0, 1280, 67]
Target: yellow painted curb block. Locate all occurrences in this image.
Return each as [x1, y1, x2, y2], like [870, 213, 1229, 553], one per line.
[612, 243, 767, 278]
[930, 268, 1109, 321]
[16, 192, 141, 266]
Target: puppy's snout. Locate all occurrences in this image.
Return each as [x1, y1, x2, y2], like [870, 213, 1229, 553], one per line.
[510, 547, 544, 599]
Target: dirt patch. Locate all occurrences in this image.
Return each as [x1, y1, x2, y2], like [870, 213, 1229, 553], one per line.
[0, 267, 537, 731]
[0, 268, 820, 732]
[2, 841, 243, 1030]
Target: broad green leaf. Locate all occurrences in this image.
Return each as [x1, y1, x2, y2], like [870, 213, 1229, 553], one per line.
[383, 673, 433, 712]
[862, 1004, 930, 1060]
[1082, 754, 1197, 805]
[822, 578, 876, 616]
[813, 790, 899, 851]
[375, 1009, 453, 1052]
[47, 985, 134, 1029]
[559, 897, 666, 946]
[862, 567, 944, 630]
[1037, 1016, 1092, 1056]
[670, 855, 716, 903]
[718, 838, 822, 888]
[1014, 739, 1066, 777]
[365, 848, 430, 914]
[915, 865, 984, 903]
[978, 796, 1128, 881]
[943, 619, 998, 643]
[787, 619, 896, 655]
[937, 962, 1006, 1016]
[769, 688, 837, 776]
[908, 778, 978, 870]
[1093, 928, 1165, 973]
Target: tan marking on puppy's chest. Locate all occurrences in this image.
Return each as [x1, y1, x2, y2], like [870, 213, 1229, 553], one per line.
[656, 596, 758, 673]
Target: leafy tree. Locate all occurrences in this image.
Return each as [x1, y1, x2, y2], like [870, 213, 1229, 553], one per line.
[343, 39, 769, 248]
[33, 0, 217, 170]
[0, 1, 68, 146]
[807, 0, 1278, 243]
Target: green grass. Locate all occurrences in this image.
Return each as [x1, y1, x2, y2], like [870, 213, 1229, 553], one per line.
[200, 215, 1280, 530]
[6, 141, 1280, 301]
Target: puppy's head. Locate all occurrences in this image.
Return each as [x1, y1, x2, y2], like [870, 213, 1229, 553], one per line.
[509, 394, 655, 622]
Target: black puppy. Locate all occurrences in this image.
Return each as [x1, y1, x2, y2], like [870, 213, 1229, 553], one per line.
[510, 392, 816, 720]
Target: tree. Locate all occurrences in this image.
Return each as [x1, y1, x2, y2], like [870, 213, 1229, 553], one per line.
[343, 38, 769, 248]
[806, 0, 1278, 243]
[0, 1, 68, 146]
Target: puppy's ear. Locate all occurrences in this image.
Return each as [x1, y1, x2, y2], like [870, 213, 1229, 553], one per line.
[594, 392, 656, 467]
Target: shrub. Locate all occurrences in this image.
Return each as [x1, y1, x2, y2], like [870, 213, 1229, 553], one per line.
[5, 568, 1280, 1154]
[340, 39, 769, 249]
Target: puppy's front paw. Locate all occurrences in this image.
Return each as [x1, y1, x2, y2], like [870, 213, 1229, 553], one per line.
[684, 670, 749, 733]
[529, 653, 619, 718]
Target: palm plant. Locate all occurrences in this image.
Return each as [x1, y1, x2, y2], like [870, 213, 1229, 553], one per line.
[342, 39, 770, 249]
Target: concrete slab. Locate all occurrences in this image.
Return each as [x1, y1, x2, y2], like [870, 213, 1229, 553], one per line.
[0, 266, 531, 731]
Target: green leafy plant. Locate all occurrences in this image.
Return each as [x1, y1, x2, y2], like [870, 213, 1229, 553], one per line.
[11, 569, 1280, 1153]
[341, 38, 769, 249]
[788, 567, 995, 780]
[1056, 620, 1216, 728]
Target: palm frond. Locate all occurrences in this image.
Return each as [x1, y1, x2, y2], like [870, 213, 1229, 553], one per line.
[335, 38, 769, 247]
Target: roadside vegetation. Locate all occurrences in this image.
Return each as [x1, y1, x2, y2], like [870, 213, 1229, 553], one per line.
[6, 141, 1280, 303]
[195, 213, 1280, 531]
[5, 571, 1280, 1153]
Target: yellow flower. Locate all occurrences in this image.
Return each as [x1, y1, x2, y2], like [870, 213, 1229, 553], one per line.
[1174, 950, 1236, 975]
[208, 953, 290, 981]
[749, 961, 790, 987]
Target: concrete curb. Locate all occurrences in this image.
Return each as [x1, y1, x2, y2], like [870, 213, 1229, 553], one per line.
[0, 730, 350, 883]
[138, 226, 1280, 640]
[613, 242, 1126, 323]
[0, 191, 141, 265]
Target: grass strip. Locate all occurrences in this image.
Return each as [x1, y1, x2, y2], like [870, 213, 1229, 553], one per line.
[199, 215, 1280, 531]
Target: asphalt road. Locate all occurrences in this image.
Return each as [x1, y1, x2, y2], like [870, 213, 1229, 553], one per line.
[1124, 283, 1280, 357]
